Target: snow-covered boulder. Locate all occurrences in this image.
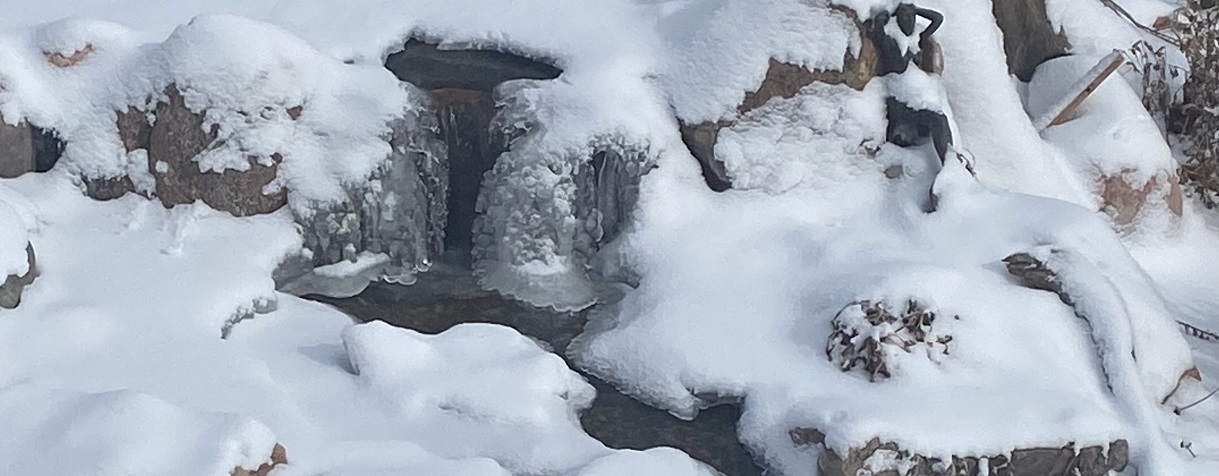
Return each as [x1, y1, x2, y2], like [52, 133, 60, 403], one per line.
[677, 4, 877, 191]
[341, 321, 602, 473]
[0, 112, 34, 178]
[1029, 55, 1184, 232]
[98, 84, 289, 216]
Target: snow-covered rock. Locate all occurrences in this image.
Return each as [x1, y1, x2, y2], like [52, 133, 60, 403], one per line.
[1030, 54, 1184, 232]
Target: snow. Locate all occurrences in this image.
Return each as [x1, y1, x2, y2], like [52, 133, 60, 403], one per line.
[341, 321, 604, 474]
[1, 0, 1218, 475]
[0, 383, 279, 476]
[0, 171, 713, 475]
[1031, 54, 1176, 182]
[0, 198, 30, 277]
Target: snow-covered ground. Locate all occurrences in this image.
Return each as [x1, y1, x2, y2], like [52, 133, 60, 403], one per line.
[2, 0, 1218, 475]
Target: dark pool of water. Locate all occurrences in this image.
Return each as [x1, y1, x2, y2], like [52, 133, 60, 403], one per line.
[308, 263, 764, 476]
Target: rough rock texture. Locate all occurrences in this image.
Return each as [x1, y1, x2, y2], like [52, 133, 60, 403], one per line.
[150, 85, 287, 216]
[385, 39, 562, 92]
[791, 431, 1128, 476]
[1098, 172, 1184, 227]
[91, 85, 288, 215]
[0, 113, 34, 179]
[230, 443, 287, 476]
[992, 0, 1071, 81]
[679, 8, 879, 192]
[0, 244, 36, 309]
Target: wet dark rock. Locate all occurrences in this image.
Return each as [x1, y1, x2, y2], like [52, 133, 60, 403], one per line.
[804, 435, 1128, 476]
[0, 113, 34, 179]
[992, 0, 1071, 81]
[385, 39, 562, 92]
[1, 244, 36, 310]
[31, 126, 63, 173]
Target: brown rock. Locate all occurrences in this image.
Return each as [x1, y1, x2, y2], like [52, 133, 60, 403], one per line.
[992, 0, 1071, 81]
[45, 44, 96, 68]
[81, 108, 151, 201]
[678, 121, 732, 192]
[804, 433, 1128, 476]
[1099, 171, 1183, 227]
[0, 113, 34, 179]
[231, 443, 287, 476]
[1, 243, 36, 309]
[149, 84, 287, 216]
[116, 107, 152, 153]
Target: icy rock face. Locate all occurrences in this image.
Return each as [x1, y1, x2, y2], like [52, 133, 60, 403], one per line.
[292, 90, 448, 290]
[472, 82, 655, 310]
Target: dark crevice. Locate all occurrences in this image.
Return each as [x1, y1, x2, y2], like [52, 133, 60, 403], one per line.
[385, 39, 562, 92]
[31, 126, 64, 173]
[432, 88, 503, 252]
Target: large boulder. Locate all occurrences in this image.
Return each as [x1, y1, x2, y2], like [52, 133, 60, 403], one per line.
[89, 85, 288, 216]
[992, 0, 1070, 81]
[153, 85, 287, 216]
[679, 7, 879, 191]
[0, 113, 34, 179]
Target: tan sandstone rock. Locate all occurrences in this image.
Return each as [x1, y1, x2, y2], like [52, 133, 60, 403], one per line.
[1099, 171, 1183, 228]
[45, 44, 96, 68]
[231, 443, 287, 476]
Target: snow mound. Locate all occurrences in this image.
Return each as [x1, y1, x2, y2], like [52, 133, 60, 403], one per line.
[0, 383, 278, 476]
[341, 321, 605, 474]
[568, 448, 719, 476]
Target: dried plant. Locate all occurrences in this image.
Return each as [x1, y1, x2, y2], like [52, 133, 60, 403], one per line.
[1173, 1, 1219, 207]
[826, 299, 954, 381]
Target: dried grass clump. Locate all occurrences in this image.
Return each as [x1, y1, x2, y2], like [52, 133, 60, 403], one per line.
[826, 299, 954, 381]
